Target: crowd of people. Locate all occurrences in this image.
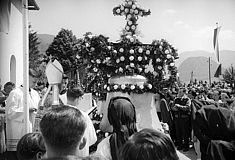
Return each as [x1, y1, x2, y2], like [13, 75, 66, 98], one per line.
[0, 71, 235, 160]
[155, 80, 235, 160]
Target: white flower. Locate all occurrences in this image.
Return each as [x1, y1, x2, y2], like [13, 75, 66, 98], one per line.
[107, 46, 111, 50]
[153, 71, 158, 76]
[96, 59, 101, 64]
[121, 84, 126, 90]
[107, 86, 110, 91]
[120, 56, 125, 61]
[165, 50, 170, 54]
[87, 34, 93, 39]
[130, 38, 134, 42]
[138, 56, 142, 61]
[129, 56, 134, 61]
[90, 47, 95, 52]
[114, 85, 118, 90]
[139, 84, 144, 89]
[85, 43, 90, 47]
[104, 84, 107, 89]
[144, 69, 148, 73]
[138, 68, 143, 72]
[129, 49, 134, 54]
[134, 9, 138, 14]
[130, 9, 134, 13]
[116, 9, 120, 13]
[128, 21, 132, 25]
[119, 48, 124, 53]
[119, 67, 123, 72]
[156, 58, 161, 62]
[127, 14, 132, 19]
[126, 65, 129, 69]
[170, 63, 175, 66]
[148, 84, 152, 89]
[125, 8, 129, 13]
[120, 5, 124, 10]
[93, 68, 98, 72]
[128, 1, 132, 5]
[116, 59, 120, 63]
[159, 46, 163, 50]
[126, 26, 130, 31]
[146, 50, 150, 55]
[130, 85, 135, 90]
[167, 54, 171, 59]
[158, 66, 162, 70]
[138, 48, 143, 53]
[130, 63, 135, 67]
[132, 4, 136, 9]
[131, 25, 136, 30]
[91, 60, 95, 63]
[126, 35, 131, 39]
[113, 50, 117, 54]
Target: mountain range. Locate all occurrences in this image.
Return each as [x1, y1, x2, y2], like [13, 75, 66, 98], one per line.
[37, 34, 235, 83]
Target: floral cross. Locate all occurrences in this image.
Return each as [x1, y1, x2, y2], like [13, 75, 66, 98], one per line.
[113, 0, 151, 36]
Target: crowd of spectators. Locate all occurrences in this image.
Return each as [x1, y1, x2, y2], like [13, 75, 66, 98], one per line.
[1, 76, 235, 160]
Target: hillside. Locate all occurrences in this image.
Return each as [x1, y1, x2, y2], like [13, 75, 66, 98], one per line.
[178, 56, 223, 83]
[37, 34, 54, 54]
[176, 50, 235, 68]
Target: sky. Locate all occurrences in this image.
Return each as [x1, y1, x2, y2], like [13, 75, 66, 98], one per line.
[29, 0, 235, 54]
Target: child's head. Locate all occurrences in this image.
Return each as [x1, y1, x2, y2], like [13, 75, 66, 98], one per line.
[40, 104, 87, 156]
[120, 128, 179, 160]
[17, 132, 46, 160]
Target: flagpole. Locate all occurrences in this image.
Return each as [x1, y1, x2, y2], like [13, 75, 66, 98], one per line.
[208, 57, 211, 87]
[23, 0, 30, 134]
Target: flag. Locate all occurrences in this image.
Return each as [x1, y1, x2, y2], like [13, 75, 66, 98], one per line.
[214, 64, 222, 78]
[0, 0, 11, 33]
[213, 26, 222, 63]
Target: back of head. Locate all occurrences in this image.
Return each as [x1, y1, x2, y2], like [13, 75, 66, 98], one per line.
[40, 105, 86, 152]
[120, 128, 179, 160]
[17, 132, 46, 160]
[108, 96, 137, 136]
[107, 97, 137, 160]
[67, 85, 84, 101]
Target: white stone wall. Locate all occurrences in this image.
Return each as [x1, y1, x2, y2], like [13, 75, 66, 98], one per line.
[0, 0, 23, 87]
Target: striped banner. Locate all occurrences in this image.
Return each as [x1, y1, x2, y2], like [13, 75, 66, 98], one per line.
[213, 26, 222, 62]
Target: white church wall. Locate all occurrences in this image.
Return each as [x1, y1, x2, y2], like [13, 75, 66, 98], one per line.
[0, 0, 23, 87]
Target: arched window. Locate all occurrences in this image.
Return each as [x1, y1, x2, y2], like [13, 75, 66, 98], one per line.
[10, 55, 16, 84]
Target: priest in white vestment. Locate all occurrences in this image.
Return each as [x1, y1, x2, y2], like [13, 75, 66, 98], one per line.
[5, 69, 40, 154]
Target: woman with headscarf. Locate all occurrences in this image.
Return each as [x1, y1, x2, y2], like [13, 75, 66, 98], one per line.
[94, 96, 137, 160]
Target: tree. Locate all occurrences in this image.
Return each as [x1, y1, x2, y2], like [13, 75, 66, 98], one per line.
[46, 28, 80, 72]
[29, 25, 47, 84]
[29, 25, 42, 70]
[223, 65, 235, 90]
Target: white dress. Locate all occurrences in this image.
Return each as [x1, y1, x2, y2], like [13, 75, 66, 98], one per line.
[5, 87, 40, 151]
